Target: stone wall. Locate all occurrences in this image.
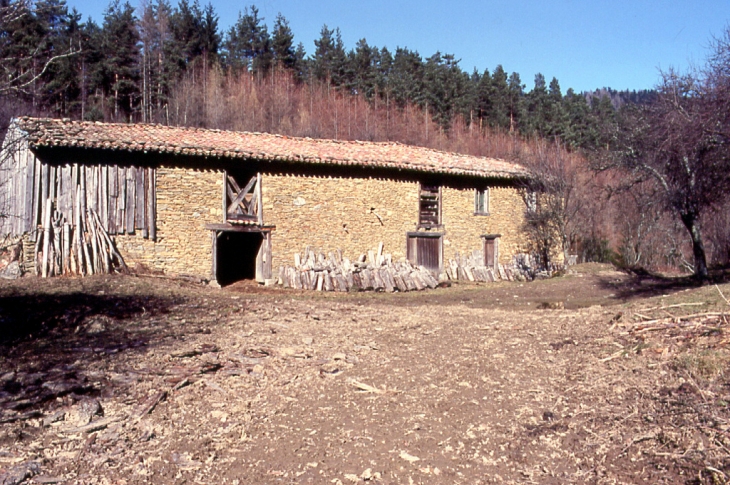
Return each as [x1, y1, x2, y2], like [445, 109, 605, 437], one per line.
[116, 167, 222, 278]
[115, 168, 528, 279]
[264, 174, 528, 271]
[263, 173, 419, 270]
[442, 185, 528, 264]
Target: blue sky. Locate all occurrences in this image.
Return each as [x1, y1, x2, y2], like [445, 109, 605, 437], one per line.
[65, 0, 730, 93]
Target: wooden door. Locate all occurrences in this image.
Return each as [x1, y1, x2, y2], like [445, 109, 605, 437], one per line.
[407, 233, 442, 274]
[255, 231, 272, 282]
[483, 236, 499, 268]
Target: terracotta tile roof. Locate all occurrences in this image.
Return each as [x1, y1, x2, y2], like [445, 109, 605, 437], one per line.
[12, 117, 527, 179]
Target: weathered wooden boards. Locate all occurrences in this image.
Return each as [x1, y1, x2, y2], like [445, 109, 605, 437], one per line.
[0, 133, 156, 239]
[0, 130, 38, 236]
[0, 135, 154, 277]
[72, 164, 155, 237]
[278, 245, 439, 292]
[225, 173, 262, 223]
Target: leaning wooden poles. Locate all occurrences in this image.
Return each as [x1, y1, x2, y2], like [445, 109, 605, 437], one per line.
[35, 203, 128, 278]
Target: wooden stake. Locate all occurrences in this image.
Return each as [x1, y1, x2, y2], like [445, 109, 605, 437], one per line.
[63, 223, 71, 274]
[41, 198, 52, 278]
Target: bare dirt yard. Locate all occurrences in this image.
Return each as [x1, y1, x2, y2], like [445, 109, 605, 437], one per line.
[2, 264, 730, 484]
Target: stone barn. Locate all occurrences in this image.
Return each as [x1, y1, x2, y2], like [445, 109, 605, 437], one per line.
[0, 117, 530, 286]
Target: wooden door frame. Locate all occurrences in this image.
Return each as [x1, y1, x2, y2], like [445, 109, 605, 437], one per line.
[222, 171, 263, 224]
[208, 225, 275, 284]
[481, 234, 501, 268]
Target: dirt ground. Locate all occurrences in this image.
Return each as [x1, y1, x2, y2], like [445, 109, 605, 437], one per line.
[2, 264, 730, 484]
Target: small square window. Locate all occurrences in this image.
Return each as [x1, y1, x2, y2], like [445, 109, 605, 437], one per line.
[474, 188, 489, 215]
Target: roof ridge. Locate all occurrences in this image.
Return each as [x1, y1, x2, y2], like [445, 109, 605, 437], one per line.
[11, 117, 527, 179]
[19, 117, 501, 159]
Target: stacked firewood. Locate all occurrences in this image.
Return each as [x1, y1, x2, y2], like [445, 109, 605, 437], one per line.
[35, 202, 128, 278]
[277, 243, 439, 292]
[277, 245, 548, 293]
[444, 250, 511, 282]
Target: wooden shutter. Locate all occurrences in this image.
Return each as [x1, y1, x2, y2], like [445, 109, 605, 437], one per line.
[475, 188, 489, 214]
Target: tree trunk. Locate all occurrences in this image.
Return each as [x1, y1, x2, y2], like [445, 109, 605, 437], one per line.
[680, 211, 709, 281]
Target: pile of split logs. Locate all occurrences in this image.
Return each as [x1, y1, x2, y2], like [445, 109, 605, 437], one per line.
[277, 244, 552, 293]
[35, 200, 128, 278]
[278, 243, 439, 292]
[445, 250, 519, 283]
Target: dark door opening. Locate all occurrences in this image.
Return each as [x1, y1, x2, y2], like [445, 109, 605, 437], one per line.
[215, 231, 263, 286]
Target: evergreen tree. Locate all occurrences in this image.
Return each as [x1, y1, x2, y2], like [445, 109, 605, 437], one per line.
[346, 38, 380, 98]
[507, 71, 524, 132]
[79, 18, 104, 120]
[386, 47, 424, 107]
[486, 65, 511, 130]
[422, 52, 471, 129]
[271, 13, 296, 70]
[311, 25, 346, 85]
[375, 46, 392, 97]
[293, 42, 307, 80]
[545, 76, 568, 138]
[0, 0, 69, 106]
[199, 3, 219, 63]
[562, 87, 591, 148]
[41, 5, 84, 116]
[590, 93, 617, 149]
[474, 67, 491, 125]
[525, 72, 548, 136]
[169, 0, 203, 71]
[223, 5, 272, 74]
[97, 0, 140, 120]
[29, 0, 78, 113]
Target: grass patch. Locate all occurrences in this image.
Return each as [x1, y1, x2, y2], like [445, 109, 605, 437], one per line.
[674, 349, 730, 380]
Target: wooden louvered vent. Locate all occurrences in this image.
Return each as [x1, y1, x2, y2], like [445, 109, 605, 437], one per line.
[418, 185, 441, 227]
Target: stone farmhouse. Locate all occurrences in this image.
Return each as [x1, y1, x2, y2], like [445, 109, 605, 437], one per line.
[0, 117, 530, 285]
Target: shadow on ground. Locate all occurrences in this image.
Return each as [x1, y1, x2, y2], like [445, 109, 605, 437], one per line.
[0, 290, 179, 417]
[596, 266, 730, 302]
[0, 292, 174, 345]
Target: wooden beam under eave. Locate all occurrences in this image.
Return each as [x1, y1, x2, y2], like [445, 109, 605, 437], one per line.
[205, 223, 276, 233]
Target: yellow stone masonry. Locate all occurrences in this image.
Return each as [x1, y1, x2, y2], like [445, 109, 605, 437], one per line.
[113, 168, 528, 279]
[116, 167, 222, 277]
[442, 186, 528, 264]
[263, 174, 418, 269]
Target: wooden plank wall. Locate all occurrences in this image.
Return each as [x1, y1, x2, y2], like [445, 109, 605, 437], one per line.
[0, 130, 38, 237]
[0, 142, 156, 240]
[0, 143, 155, 277]
[0, 129, 158, 279]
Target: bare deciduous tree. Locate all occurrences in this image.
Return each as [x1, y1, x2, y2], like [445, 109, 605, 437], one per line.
[608, 64, 730, 280]
[516, 139, 589, 270]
